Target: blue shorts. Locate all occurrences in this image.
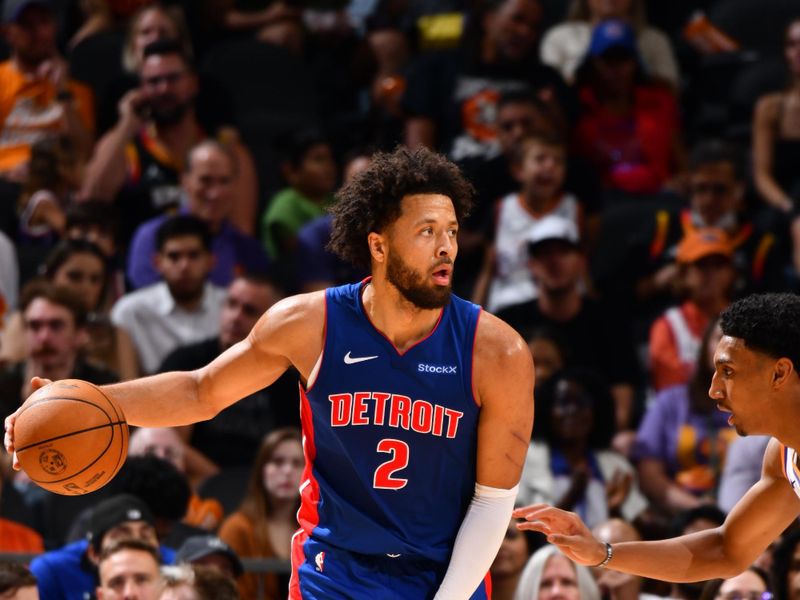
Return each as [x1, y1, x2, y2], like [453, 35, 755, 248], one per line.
[289, 531, 491, 599]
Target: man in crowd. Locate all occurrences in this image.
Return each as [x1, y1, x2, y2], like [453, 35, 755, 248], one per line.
[81, 39, 257, 244]
[30, 494, 174, 600]
[126, 140, 269, 289]
[159, 274, 297, 469]
[0, 0, 93, 180]
[96, 539, 164, 600]
[111, 215, 225, 373]
[0, 281, 118, 418]
[497, 215, 640, 432]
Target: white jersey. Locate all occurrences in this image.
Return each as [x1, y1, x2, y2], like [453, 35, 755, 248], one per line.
[780, 443, 800, 499]
[486, 192, 580, 314]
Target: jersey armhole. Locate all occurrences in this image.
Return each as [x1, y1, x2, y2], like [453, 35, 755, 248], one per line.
[469, 308, 483, 408]
[304, 291, 328, 392]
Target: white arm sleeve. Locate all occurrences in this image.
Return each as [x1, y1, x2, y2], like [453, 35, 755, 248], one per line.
[433, 483, 519, 600]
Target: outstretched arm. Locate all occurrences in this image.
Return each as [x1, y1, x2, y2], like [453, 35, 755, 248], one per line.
[5, 293, 324, 463]
[434, 312, 535, 599]
[515, 438, 799, 582]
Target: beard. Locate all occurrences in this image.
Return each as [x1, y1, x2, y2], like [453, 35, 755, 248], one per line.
[151, 97, 193, 126]
[167, 279, 205, 304]
[386, 251, 451, 310]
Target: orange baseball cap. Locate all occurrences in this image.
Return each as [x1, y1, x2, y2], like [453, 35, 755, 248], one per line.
[676, 228, 733, 264]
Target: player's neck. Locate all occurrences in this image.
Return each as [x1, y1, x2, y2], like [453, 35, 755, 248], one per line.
[362, 279, 443, 353]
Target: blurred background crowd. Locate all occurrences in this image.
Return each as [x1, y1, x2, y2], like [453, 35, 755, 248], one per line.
[1, 0, 800, 598]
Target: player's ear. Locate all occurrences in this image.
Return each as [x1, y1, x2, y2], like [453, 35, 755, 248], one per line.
[773, 357, 794, 388]
[368, 231, 386, 264]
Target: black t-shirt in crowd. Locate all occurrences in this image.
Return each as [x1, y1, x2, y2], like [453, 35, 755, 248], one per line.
[158, 338, 300, 467]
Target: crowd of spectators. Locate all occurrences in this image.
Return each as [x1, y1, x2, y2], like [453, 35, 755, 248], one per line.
[2, 0, 800, 598]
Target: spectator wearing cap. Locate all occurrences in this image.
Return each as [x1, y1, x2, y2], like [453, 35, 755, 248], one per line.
[496, 215, 640, 435]
[175, 535, 244, 580]
[29, 493, 176, 600]
[475, 132, 585, 314]
[0, 0, 94, 181]
[590, 140, 788, 357]
[539, 0, 679, 87]
[648, 228, 737, 393]
[571, 18, 683, 196]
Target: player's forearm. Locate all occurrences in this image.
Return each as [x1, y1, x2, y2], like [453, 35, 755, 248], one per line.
[606, 529, 744, 582]
[101, 370, 213, 428]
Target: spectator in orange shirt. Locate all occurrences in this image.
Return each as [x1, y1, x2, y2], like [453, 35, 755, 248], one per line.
[0, 0, 94, 181]
[648, 228, 737, 392]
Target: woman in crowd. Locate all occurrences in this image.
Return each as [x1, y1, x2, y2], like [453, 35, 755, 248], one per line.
[0, 239, 139, 380]
[517, 368, 647, 529]
[514, 544, 600, 600]
[218, 428, 304, 600]
[752, 19, 800, 276]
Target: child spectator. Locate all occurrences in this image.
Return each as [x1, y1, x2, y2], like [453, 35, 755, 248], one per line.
[476, 133, 583, 313]
[260, 129, 338, 264]
[17, 135, 81, 245]
[648, 228, 737, 392]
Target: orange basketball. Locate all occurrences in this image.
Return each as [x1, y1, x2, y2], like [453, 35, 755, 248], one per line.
[14, 379, 128, 495]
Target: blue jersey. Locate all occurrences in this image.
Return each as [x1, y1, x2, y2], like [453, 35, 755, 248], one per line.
[297, 280, 482, 564]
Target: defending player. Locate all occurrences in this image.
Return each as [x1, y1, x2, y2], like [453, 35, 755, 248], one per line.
[5, 146, 534, 599]
[515, 293, 800, 583]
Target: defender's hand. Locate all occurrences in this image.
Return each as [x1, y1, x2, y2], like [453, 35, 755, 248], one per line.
[513, 504, 608, 566]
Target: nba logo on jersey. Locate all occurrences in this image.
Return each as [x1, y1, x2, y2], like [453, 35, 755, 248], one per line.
[315, 551, 325, 572]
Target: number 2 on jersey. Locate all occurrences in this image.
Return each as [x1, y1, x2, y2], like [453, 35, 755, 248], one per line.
[373, 439, 409, 490]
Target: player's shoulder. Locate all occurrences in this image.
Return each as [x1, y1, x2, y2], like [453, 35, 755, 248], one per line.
[474, 309, 531, 365]
[762, 437, 786, 478]
[265, 290, 326, 327]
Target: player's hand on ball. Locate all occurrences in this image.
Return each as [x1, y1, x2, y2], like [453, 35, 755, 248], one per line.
[4, 377, 53, 469]
[513, 504, 607, 566]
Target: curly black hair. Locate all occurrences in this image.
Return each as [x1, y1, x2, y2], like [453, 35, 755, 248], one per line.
[327, 146, 474, 269]
[720, 293, 800, 371]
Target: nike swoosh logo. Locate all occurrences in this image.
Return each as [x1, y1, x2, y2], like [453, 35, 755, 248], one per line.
[344, 351, 379, 364]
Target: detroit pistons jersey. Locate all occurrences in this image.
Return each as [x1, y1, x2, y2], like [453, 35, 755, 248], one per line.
[297, 280, 482, 563]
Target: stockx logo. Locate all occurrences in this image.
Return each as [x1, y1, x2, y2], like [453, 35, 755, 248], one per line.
[418, 363, 457, 374]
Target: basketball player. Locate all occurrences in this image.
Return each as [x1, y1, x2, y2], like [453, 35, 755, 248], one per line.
[5, 147, 534, 599]
[514, 292, 800, 584]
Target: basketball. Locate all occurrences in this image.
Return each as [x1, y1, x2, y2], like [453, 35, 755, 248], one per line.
[14, 379, 129, 496]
